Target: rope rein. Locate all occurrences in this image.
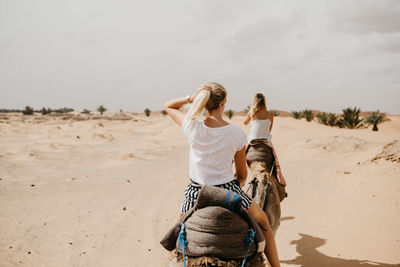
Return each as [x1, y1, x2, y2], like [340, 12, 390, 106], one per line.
[178, 224, 188, 267]
[241, 228, 255, 267]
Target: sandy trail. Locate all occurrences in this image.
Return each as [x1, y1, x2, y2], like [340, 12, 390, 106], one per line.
[0, 113, 399, 266]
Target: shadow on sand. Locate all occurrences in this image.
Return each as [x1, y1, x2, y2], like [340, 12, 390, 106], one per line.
[281, 233, 400, 267]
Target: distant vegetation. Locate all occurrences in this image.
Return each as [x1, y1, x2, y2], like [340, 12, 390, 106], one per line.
[224, 109, 235, 119]
[97, 105, 107, 115]
[161, 110, 167, 116]
[53, 107, 74, 114]
[81, 109, 91, 114]
[302, 110, 314, 122]
[338, 107, 363, 129]
[243, 105, 250, 114]
[22, 106, 34, 115]
[272, 110, 280, 117]
[144, 108, 151, 117]
[365, 110, 389, 131]
[41, 107, 52, 115]
[317, 112, 338, 126]
[313, 107, 389, 131]
[291, 111, 303, 119]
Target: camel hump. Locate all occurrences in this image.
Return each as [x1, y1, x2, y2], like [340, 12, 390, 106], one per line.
[177, 206, 257, 258]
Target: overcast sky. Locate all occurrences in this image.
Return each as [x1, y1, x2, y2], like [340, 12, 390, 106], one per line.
[1, 0, 399, 113]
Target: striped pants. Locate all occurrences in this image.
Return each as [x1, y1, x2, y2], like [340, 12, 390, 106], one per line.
[181, 179, 252, 213]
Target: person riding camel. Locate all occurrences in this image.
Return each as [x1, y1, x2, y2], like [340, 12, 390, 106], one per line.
[164, 83, 281, 267]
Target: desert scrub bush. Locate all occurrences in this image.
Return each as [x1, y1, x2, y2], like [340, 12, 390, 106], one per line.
[41, 107, 51, 115]
[317, 112, 338, 126]
[302, 110, 314, 122]
[144, 108, 151, 117]
[291, 111, 303, 119]
[53, 107, 74, 114]
[243, 105, 250, 114]
[365, 110, 389, 131]
[161, 110, 167, 116]
[224, 109, 234, 119]
[272, 110, 280, 116]
[97, 105, 107, 115]
[22, 106, 34, 115]
[338, 107, 364, 129]
[81, 109, 91, 114]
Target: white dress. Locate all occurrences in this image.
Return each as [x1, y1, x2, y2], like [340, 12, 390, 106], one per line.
[248, 119, 272, 144]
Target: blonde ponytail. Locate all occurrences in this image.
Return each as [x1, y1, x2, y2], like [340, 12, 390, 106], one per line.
[249, 93, 266, 119]
[185, 90, 211, 121]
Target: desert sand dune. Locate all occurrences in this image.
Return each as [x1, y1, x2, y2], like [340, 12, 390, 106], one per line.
[0, 113, 399, 266]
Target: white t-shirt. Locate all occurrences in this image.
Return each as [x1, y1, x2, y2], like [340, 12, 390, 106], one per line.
[182, 117, 247, 185]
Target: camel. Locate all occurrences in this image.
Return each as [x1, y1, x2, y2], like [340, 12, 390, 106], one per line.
[165, 140, 285, 267]
[244, 139, 286, 236]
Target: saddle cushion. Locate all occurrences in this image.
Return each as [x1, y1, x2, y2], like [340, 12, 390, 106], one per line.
[176, 206, 257, 258]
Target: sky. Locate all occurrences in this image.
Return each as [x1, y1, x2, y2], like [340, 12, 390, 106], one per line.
[1, 0, 400, 114]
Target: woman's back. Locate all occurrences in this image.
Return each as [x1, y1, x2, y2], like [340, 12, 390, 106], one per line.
[182, 118, 247, 185]
[248, 109, 273, 143]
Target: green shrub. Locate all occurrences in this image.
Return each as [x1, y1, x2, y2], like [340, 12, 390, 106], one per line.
[338, 107, 364, 129]
[81, 109, 91, 114]
[224, 109, 235, 119]
[40, 107, 52, 115]
[365, 110, 389, 131]
[97, 105, 107, 115]
[291, 111, 303, 119]
[22, 106, 34, 115]
[144, 108, 151, 117]
[317, 112, 338, 126]
[302, 110, 314, 122]
[161, 110, 167, 116]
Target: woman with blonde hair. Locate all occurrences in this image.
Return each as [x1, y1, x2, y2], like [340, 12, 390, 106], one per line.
[164, 83, 280, 267]
[244, 93, 274, 144]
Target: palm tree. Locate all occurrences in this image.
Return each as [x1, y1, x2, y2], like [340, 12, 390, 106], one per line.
[224, 109, 234, 119]
[97, 105, 107, 115]
[338, 107, 363, 129]
[302, 110, 314, 122]
[144, 108, 151, 117]
[291, 111, 303, 120]
[327, 113, 338, 126]
[365, 110, 389, 131]
[317, 112, 338, 126]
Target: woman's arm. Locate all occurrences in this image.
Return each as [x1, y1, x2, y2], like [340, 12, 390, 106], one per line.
[164, 85, 209, 126]
[269, 111, 274, 131]
[164, 97, 190, 127]
[243, 112, 251, 125]
[234, 146, 248, 187]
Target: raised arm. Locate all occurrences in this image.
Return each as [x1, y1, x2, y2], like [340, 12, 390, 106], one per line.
[164, 85, 210, 126]
[164, 96, 190, 127]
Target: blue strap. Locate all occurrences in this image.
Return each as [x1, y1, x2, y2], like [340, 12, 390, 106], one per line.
[241, 228, 255, 267]
[178, 224, 188, 267]
[224, 190, 232, 209]
[231, 193, 242, 211]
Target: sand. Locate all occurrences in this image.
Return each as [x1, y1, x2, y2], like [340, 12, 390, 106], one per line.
[0, 112, 399, 266]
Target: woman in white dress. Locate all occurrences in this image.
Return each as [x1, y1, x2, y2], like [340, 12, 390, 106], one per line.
[244, 93, 274, 144]
[164, 83, 280, 267]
